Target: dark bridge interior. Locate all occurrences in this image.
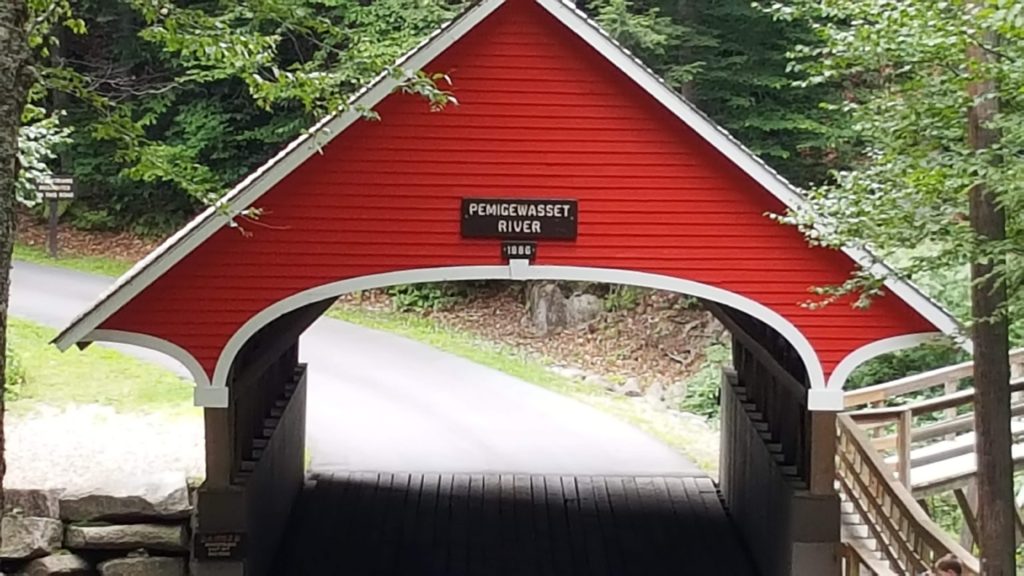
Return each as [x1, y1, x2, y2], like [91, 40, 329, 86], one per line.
[273, 472, 758, 575]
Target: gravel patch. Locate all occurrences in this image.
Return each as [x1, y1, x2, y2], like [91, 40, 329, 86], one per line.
[4, 405, 204, 490]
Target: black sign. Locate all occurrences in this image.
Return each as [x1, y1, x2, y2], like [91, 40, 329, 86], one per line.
[196, 532, 245, 561]
[502, 241, 537, 261]
[461, 198, 577, 240]
[36, 175, 75, 200]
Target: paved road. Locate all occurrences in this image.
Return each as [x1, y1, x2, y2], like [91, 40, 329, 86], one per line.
[11, 261, 697, 475]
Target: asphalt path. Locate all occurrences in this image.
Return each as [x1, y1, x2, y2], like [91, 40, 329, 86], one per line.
[11, 260, 697, 475]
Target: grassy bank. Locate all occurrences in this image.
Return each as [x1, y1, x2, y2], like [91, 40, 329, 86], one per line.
[7, 317, 197, 416]
[14, 244, 133, 277]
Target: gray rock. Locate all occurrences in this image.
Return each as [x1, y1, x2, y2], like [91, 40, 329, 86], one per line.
[566, 293, 603, 327]
[65, 524, 187, 552]
[97, 557, 184, 576]
[526, 283, 567, 335]
[551, 366, 586, 380]
[59, 473, 191, 522]
[4, 489, 62, 519]
[665, 380, 688, 402]
[0, 516, 63, 559]
[22, 552, 92, 575]
[583, 374, 616, 391]
[619, 378, 642, 398]
[645, 382, 665, 404]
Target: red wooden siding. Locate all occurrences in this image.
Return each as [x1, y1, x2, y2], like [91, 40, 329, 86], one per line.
[100, 0, 936, 380]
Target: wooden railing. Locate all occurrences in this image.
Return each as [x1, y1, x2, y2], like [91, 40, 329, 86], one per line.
[845, 348, 1024, 409]
[836, 414, 981, 575]
[844, 349, 1024, 491]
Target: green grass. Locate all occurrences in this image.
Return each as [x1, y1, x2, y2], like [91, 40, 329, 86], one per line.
[328, 306, 720, 472]
[14, 244, 132, 277]
[7, 317, 198, 416]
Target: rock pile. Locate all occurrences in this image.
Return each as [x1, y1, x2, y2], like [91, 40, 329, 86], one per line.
[1, 473, 192, 576]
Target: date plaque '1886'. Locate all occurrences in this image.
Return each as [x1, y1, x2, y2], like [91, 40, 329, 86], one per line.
[461, 198, 577, 240]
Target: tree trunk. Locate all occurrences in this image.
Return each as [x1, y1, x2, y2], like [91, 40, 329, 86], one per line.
[0, 0, 31, 528]
[966, 24, 1015, 576]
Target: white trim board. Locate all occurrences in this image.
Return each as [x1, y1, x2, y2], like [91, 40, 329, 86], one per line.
[204, 264, 832, 408]
[533, 0, 963, 346]
[54, 0, 963, 390]
[51, 0, 508, 352]
[827, 333, 940, 391]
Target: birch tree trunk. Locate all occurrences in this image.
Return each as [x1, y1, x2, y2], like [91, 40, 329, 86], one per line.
[0, 0, 31, 526]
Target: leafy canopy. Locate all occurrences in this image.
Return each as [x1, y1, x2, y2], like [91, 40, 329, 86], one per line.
[765, 0, 1023, 337]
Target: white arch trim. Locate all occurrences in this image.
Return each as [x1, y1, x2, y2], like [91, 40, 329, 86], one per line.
[84, 329, 224, 406]
[206, 263, 831, 409]
[826, 333, 942, 394]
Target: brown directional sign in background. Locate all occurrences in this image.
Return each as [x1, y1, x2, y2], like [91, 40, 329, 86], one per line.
[36, 175, 75, 200]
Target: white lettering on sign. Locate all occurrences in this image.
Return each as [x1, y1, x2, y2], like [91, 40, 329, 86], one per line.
[461, 198, 577, 240]
[36, 175, 75, 200]
[497, 220, 542, 234]
[467, 202, 574, 218]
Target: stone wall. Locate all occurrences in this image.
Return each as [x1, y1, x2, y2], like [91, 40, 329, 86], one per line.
[1, 473, 193, 576]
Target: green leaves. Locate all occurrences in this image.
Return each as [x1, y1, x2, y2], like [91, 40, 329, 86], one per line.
[16, 105, 72, 207]
[769, 0, 1023, 335]
[131, 0, 461, 117]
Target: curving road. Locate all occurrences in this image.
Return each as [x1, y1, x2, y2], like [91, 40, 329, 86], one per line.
[11, 260, 696, 476]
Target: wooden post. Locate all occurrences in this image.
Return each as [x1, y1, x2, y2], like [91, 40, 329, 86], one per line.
[896, 410, 912, 488]
[809, 411, 837, 495]
[204, 408, 233, 489]
[944, 379, 957, 440]
[955, 482, 979, 551]
[47, 198, 59, 258]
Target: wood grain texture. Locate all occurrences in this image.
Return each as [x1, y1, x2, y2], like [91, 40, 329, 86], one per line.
[274, 473, 757, 575]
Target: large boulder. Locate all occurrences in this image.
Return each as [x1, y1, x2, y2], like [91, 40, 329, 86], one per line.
[0, 517, 64, 559]
[4, 490, 62, 519]
[64, 524, 187, 553]
[97, 557, 184, 576]
[21, 552, 92, 575]
[526, 282, 568, 335]
[566, 293, 603, 327]
[59, 473, 190, 522]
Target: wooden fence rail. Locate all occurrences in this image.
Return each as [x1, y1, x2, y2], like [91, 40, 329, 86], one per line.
[845, 348, 1024, 410]
[836, 414, 981, 575]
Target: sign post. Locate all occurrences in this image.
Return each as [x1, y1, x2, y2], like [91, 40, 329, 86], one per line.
[35, 175, 75, 259]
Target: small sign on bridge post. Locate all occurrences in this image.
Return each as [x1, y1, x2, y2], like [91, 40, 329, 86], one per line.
[35, 175, 75, 259]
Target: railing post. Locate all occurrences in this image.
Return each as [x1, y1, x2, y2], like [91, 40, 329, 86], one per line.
[897, 410, 913, 488]
[944, 378, 958, 440]
[810, 411, 837, 495]
[204, 407, 234, 488]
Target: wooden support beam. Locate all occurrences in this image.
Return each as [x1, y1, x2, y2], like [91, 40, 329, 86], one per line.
[704, 302, 807, 402]
[809, 411, 837, 496]
[1016, 503, 1024, 546]
[896, 410, 912, 487]
[232, 300, 331, 387]
[204, 408, 233, 489]
[955, 482, 979, 551]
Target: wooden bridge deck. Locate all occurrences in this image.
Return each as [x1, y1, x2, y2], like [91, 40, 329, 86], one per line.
[273, 472, 758, 575]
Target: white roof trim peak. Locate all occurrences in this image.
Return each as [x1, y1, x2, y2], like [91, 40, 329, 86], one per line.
[55, 0, 962, 363]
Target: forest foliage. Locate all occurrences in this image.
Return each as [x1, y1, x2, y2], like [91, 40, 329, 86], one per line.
[21, 0, 841, 234]
[19, 0, 1022, 371]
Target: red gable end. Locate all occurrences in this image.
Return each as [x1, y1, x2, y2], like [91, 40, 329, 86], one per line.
[60, 0, 953, 410]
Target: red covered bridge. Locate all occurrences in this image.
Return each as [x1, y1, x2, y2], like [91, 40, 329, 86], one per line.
[56, 0, 962, 574]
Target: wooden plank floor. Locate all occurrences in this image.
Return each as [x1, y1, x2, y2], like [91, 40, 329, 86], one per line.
[274, 472, 759, 575]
